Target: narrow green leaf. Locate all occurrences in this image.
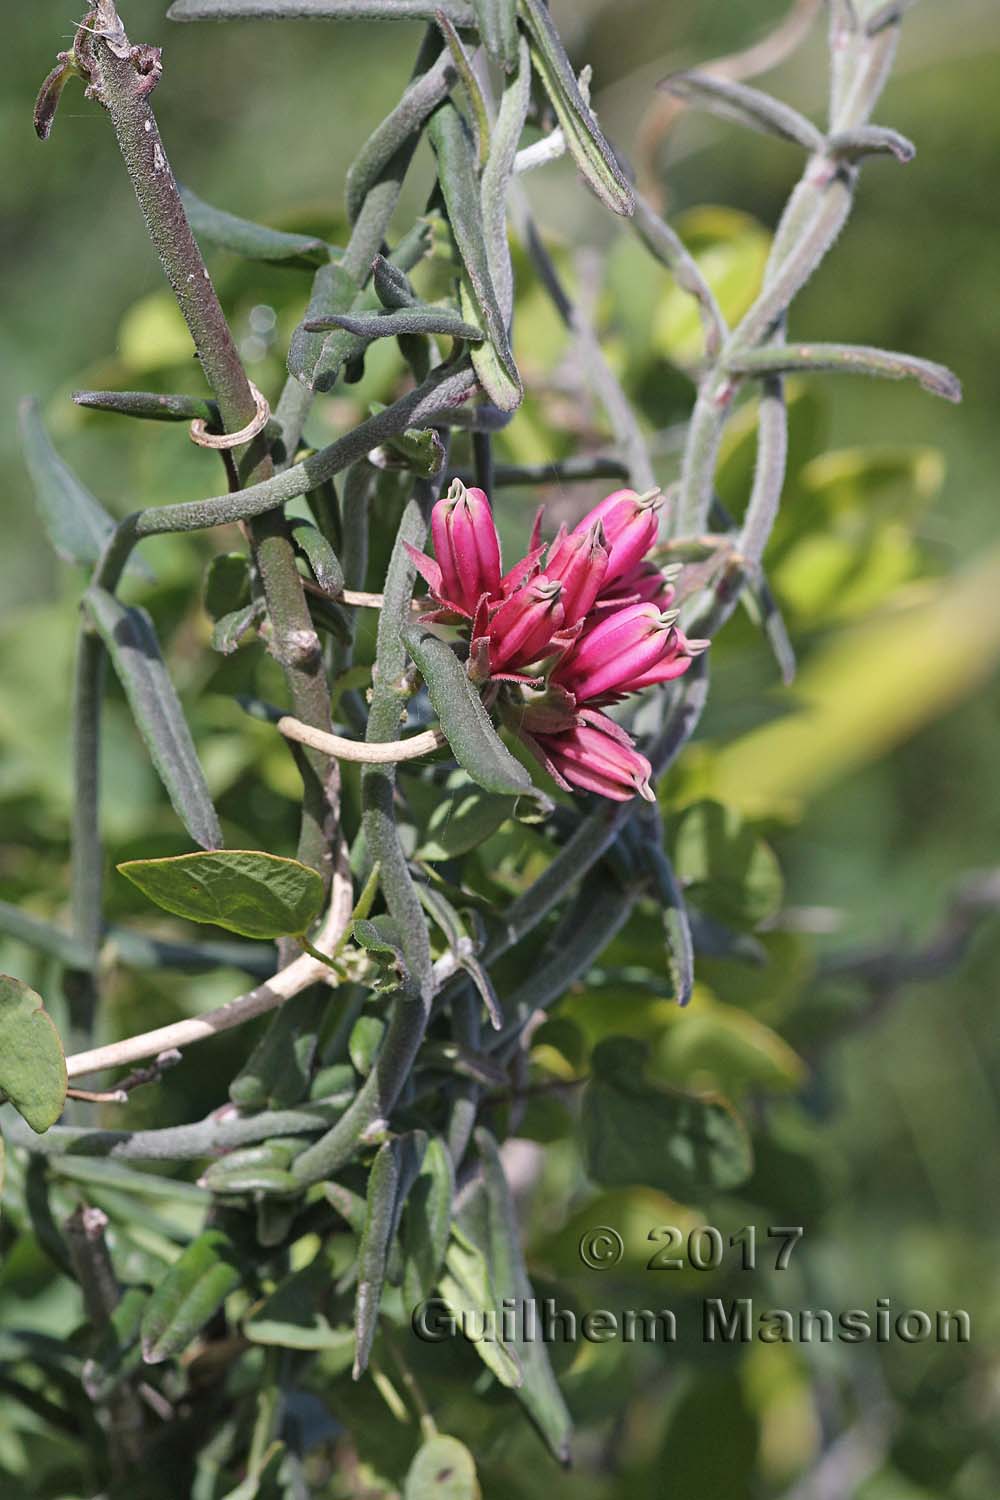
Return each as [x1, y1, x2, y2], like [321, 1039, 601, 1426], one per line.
[827, 124, 915, 163]
[437, 1228, 523, 1388]
[201, 1163, 304, 1198]
[480, 34, 531, 323]
[518, 0, 634, 216]
[427, 103, 523, 412]
[180, 184, 330, 267]
[670, 800, 783, 931]
[348, 1014, 387, 1077]
[74, 389, 221, 425]
[436, 11, 492, 169]
[660, 72, 826, 153]
[405, 1435, 481, 1500]
[345, 57, 456, 226]
[19, 399, 148, 575]
[582, 1037, 753, 1198]
[304, 306, 484, 342]
[33, 56, 78, 142]
[117, 849, 324, 940]
[372, 253, 418, 309]
[401, 1137, 455, 1307]
[641, 843, 695, 1007]
[727, 342, 962, 402]
[402, 626, 536, 798]
[86, 587, 222, 849]
[204, 552, 252, 621]
[472, 0, 519, 72]
[0, 975, 67, 1134]
[354, 1132, 428, 1378]
[0, 900, 92, 971]
[470, 1129, 572, 1463]
[141, 1229, 243, 1364]
[230, 990, 328, 1109]
[416, 772, 517, 860]
[290, 519, 345, 595]
[169, 0, 475, 17]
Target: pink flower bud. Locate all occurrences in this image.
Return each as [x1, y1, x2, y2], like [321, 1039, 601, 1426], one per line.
[599, 560, 677, 611]
[486, 575, 565, 674]
[573, 488, 664, 584]
[524, 709, 655, 803]
[429, 479, 502, 617]
[551, 602, 680, 702]
[544, 521, 610, 626]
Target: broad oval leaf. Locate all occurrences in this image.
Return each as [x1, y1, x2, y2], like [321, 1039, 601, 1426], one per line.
[670, 800, 783, 931]
[582, 1037, 753, 1199]
[86, 587, 222, 850]
[402, 627, 535, 799]
[0, 975, 67, 1134]
[180, 184, 330, 268]
[141, 1229, 243, 1364]
[117, 850, 324, 940]
[405, 1435, 481, 1500]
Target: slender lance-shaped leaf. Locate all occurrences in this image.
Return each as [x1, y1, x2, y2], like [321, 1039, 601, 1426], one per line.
[427, 103, 523, 412]
[0, 975, 67, 1135]
[437, 11, 492, 169]
[140, 1230, 243, 1364]
[290, 519, 345, 595]
[74, 389, 221, 425]
[481, 34, 532, 324]
[470, 1128, 573, 1463]
[85, 588, 223, 850]
[303, 306, 484, 342]
[345, 53, 457, 225]
[582, 1037, 753, 1198]
[640, 841, 695, 1008]
[179, 186, 331, 268]
[20, 398, 149, 574]
[117, 850, 324, 940]
[472, 0, 518, 72]
[405, 1436, 481, 1500]
[518, 0, 634, 217]
[168, 0, 476, 19]
[401, 1137, 455, 1307]
[659, 72, 826, 153]
[827, 124, 915, 163]
[402, 626, 536, 798]
[727, 342, 962, 402]
[437, 1228, 523, 1387]
[354, 1132, 428, 1378]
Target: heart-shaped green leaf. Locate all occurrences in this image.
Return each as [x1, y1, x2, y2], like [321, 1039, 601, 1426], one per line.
[670, 800, 783, 931]
[117, 850, 324, 940]
[0, 975, 67, 1134]
[582, 1037, 753, 1199]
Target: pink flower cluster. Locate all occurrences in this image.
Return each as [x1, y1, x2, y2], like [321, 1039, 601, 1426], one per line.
[407, 480, 706, 802]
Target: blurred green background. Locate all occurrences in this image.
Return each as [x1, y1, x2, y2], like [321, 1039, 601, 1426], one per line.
[2, 2, 1000, 1496]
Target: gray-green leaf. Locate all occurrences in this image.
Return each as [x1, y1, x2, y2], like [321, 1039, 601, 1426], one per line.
[518, 0, 634, 216]
[402, 627, 535, 799]
[141, 1229, 243, 1364]
[180, 185, 330, 268]
[0, 975, 67, 1134]
[117, 849, 324, 940]
[660, 72, 826, 153]
[85, 587, 222, 850]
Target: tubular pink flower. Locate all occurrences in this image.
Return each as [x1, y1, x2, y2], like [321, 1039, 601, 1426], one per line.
[572, 488, 664, 584]
[524, 709, 655, 803]
[485, 575, 565, 673]
[432, 480, 502, 615]
[551, 602, 681, 702]
[544, 521, 610, 626]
